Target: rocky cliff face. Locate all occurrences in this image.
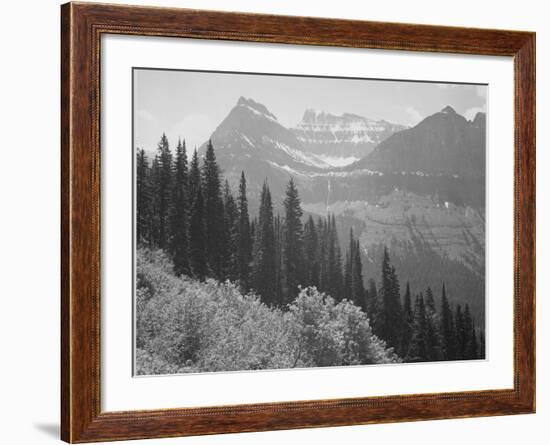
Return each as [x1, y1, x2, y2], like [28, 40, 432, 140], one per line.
[291, 109, 406, 166]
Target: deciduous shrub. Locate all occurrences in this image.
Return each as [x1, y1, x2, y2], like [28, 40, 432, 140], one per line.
[135, 248, 398, 375]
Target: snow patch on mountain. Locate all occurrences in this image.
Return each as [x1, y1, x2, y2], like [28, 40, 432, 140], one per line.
[239, 133, 256, 149]
[292, 109, 407, 158]
[267, 161, 384, 178]
[316, 155, 360, 167]
[236, 96, 278, 123]
[262, 137, 330, 169]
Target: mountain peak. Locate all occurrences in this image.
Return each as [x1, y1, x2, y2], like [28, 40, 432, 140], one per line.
[236, 97, 277, 121]
[472, 111, 486, 127]
[440, 105, 457, 114]
[302, 109, 367, 123]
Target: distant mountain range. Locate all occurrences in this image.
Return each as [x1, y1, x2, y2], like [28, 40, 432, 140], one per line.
[200, 97, 486, 206]
[193, 96, 487, 319]
[291, 109, 407, 165]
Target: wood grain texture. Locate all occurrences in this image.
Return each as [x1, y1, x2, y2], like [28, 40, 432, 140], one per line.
[60, 2, 536, 443]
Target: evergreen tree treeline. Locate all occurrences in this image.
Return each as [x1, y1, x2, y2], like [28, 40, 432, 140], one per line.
[136, 135, 485, 362]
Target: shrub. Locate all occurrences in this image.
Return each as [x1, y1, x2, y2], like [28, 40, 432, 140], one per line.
[135, 248, 398, 375]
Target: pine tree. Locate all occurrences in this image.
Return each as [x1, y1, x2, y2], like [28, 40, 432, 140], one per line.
[156, 133, 172, 249]
[408, 293, 428, 361]
[463, 304, 474, 358]
[188, 149, 201, 204]
[378, 247, 402, 351]
[252, 181, 277, 305]
[303, 215, 319, 288]
[344, 229, 365, 308]
[282, 178, 304, 304]
[439, 283, 456, 360]
[455, 304, 466, 360]
[189, 186, 207, 281]
[367, 278, 380, 331]
[273, 213, 284, 304]
[168, 139, 190, 276]
[344, 229, 353, 299]
[399, 282, 413, 358]
[468, 326, 479, 359]
[351, 239, 366, 309]
[136, 149, 152, 246]
[317, 217, 329, 294]
[424, 286, 441, 361]
[149, 154, 161, 247]
[334, 240, 344, 301]
[202, 140, 224, 279]
[222, 180, 239, 281]
[425, 287, 436, 313]
[326, 215, 343, 301]
[236, 172, 252, 291]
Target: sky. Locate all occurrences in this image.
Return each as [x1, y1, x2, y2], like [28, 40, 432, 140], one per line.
[134, 68, 487, 152]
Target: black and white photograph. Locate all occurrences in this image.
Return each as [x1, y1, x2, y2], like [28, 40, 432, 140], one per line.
[133, 68, 487, 376]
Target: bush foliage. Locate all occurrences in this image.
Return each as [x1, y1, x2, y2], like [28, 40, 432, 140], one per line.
[136, 248, 398, 375]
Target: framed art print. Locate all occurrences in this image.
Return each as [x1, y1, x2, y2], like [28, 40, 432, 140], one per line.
[61, 2, 535, 442]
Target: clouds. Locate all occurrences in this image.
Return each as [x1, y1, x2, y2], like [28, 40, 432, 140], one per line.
[136, 109, 154, 122]
[475, 85, 487, 100]
[167, 114, 213, 151]
[403, 106, 423, 126]
[464, 106, 486, 121]
[462, 86, 487, 120]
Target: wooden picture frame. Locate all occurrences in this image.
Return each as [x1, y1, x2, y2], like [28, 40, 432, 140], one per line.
[61, 2, 535, 442]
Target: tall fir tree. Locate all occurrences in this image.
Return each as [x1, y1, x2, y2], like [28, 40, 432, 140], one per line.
[303, 215, 319, 288]
[202, 140, 224, 279]
[335, 246, 344, 300]
[236, 172, 252, 291]
[351, 239, 366, 309]
[317, 217, 329, 294]
[136, 149, 152, 246]
[156, 133, 173, 249]
[367, 278, 380, 333]
[468, 326, 479, 359]
[188, 186, 207, 281]
[149, 154, 161, 247]
[188, 149, 201, 204]
[326, 215, 343, 301]
[455, 304, 467, 360]
[252, 181, 277, 305]
[344, 228, 353, 299]
[344, 229, 365, 308]
[168, 139, 190, 276]
[463, 304, 474, 358]
[399, 282, 414, 358]
[408, 294, 428, 361]
[479, 329, 486, 359]
[282, 178, 304, 304]
[273, 213, 284, 304]
[222, 180, 239, 281]
[424, 286, 441, 361]
[439, 283, 456, 360]
[378, 247, 402, 351]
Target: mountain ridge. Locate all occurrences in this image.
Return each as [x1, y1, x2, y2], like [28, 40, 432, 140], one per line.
[349, 105, 486, 178]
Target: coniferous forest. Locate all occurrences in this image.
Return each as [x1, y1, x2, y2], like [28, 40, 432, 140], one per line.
[135, 135, 485, 375]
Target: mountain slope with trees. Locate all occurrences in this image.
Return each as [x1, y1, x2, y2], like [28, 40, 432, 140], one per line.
[135, 135, 485, 374]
